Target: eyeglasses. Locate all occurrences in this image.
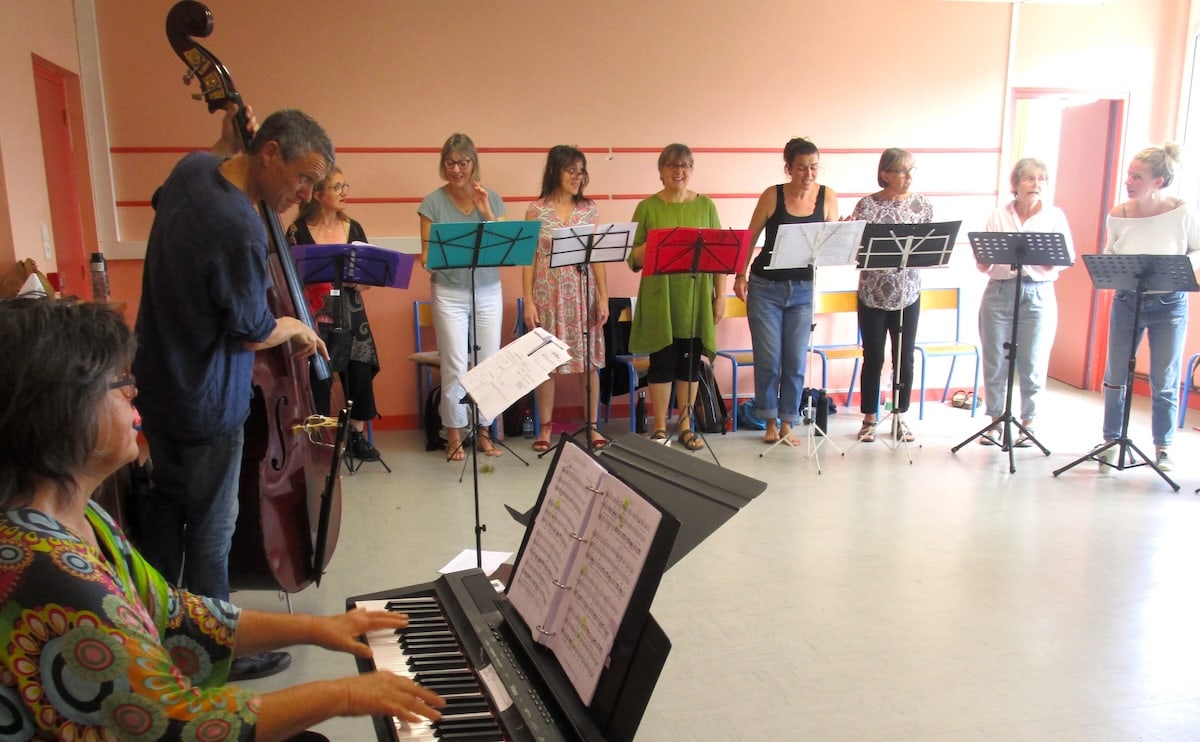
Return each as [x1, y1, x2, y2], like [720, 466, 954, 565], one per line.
[565, 167, 588, 177]
[444, 159, 473, 171]
[108, 373, 137, 399]
[886, 168, 916, 176]
[325, 182, 350, 194]
[665, 162, 694, 171]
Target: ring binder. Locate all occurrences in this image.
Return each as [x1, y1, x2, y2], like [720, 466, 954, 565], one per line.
[535, 624, 557, 636]
[568, 531, 588, 543]
[552, 579, 573, 590]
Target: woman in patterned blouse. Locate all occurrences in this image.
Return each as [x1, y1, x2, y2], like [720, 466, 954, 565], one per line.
[0, 299, 444, 741]
[851, 148, 934, 443]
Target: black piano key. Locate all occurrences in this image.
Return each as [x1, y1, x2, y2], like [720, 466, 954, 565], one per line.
[434, 731, 504, 741]
[408, 658, 469, 672]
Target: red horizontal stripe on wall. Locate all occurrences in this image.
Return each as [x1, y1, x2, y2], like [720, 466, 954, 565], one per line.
[116, 190, 998, 209]
[111, 145, 1002, 156]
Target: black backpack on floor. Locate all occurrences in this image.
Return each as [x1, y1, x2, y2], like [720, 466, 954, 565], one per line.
[424, 385, 446, 451]
[692, 359, 728, 434]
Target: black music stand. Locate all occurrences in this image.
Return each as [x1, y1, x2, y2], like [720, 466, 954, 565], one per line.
[1053, 254, 1198, 491]
[643, 227, 752, 465]
[428, 220, 539, 566]
[952, 232, 1072, 471]
[544, 222, 636, 455]
[294, 242, 416, 474]
[856, 221, 961, 456]
[312, 404, 352, 587]
[759, 220, 865, 468]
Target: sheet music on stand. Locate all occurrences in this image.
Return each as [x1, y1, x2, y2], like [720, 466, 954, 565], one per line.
[460, 328, 572, 421]
[549, 222, 637, 268]
[767, 220, 866, 270]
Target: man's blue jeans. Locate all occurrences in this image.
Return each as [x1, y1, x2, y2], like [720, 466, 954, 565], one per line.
[142, 428, 244, 601]
[746, 275, 813, 425]
[1102, 290, 1188, 448]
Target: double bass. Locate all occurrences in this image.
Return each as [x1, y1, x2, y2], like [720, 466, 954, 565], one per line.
[164, 0, 343, 592]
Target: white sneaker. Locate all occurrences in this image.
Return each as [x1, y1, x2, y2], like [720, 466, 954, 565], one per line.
[1095, 445, 1115, 474]
[1156, 450, 1174, 472]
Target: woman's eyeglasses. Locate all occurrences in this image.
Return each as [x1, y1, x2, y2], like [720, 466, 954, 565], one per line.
[326, 182, 350, 194]
[444, 159, 473, 171]
[108, 373, 137, 399]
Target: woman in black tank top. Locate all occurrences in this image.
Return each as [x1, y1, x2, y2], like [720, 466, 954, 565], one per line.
[735, 138, 839, 445]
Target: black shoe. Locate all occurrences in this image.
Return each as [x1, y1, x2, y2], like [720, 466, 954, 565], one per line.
[229, 651, 292, 681]
[350, 431, 381, 461]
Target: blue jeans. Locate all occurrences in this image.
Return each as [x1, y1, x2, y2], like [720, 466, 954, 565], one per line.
[1102, 290, 1188, 447]
[978, 278, 1057, 421]
[746, 275, 812, 425]
[142, 428, 244, 601]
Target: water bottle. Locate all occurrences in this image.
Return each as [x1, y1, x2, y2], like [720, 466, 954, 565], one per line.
[521, 410, 535, 438]
[89, 252, 110, 303]
[635, 391, 648, 434]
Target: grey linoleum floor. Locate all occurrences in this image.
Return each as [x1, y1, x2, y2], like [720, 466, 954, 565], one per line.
[232, 381, 1200, 741]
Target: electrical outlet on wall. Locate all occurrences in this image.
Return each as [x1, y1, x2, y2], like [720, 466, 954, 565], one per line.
[41, 224, 53, 261]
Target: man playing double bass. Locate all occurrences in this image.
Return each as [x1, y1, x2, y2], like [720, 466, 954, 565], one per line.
[133, 107, 330, 681]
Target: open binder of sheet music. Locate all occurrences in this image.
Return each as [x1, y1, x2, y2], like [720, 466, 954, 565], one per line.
[505, 439, 677, 705]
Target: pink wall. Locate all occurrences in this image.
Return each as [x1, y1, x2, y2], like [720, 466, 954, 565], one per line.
[6, 0, 1195, 426]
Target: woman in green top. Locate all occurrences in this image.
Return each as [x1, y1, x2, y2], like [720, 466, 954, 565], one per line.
[627, 144, 725, 450]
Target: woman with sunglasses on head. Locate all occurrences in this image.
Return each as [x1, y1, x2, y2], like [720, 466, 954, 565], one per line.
[736, 137, 839, 446]
[0, 298, 444, 741]
[418, 133, 507, 461]
[1094, 143, 1200, 473]
[288, 167, 381, 462]
[851, 148, 933, 444]
[523, 146, 610, 452]
[627, 143, 725, 451]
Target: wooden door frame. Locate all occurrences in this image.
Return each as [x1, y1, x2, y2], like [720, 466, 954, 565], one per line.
[1006, 87, 1128, 392]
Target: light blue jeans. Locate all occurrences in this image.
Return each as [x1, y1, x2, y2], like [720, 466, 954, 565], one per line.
[142, 428, 244, 601]
[1102, 290, 1188, 447]
[978, 278, 1057, 421]
[746, 275, 813, 425]
[432, 280, 503, 428]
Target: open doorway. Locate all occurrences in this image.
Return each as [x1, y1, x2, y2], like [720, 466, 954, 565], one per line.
[1009, 89, 1126, 392]
[33, 55, 95, 300]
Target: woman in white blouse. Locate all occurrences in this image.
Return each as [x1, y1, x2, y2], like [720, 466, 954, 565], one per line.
[977, 158, 1074, 447]
[1096, 143, 1200, 473]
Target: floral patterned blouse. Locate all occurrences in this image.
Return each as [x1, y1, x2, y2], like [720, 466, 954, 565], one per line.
[851, 192, 934, 310]
[0, 502, 259, 740]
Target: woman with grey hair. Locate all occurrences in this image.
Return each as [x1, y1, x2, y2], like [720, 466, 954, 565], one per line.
[976, 158, 1074, 447]
[851, 148, 933, 443]
[1095, 143, 1200, 473]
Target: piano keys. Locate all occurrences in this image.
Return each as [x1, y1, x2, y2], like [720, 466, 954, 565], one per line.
[350, 569, 667, 742]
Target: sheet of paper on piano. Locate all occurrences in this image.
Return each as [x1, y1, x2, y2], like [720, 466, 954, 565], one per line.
[505, 442, 663, 705]
[460, 328, 571, 421]
[439, 548, 512, 576]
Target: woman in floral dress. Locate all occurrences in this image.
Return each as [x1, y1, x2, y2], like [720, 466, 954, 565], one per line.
[522, 146, 609, 451]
